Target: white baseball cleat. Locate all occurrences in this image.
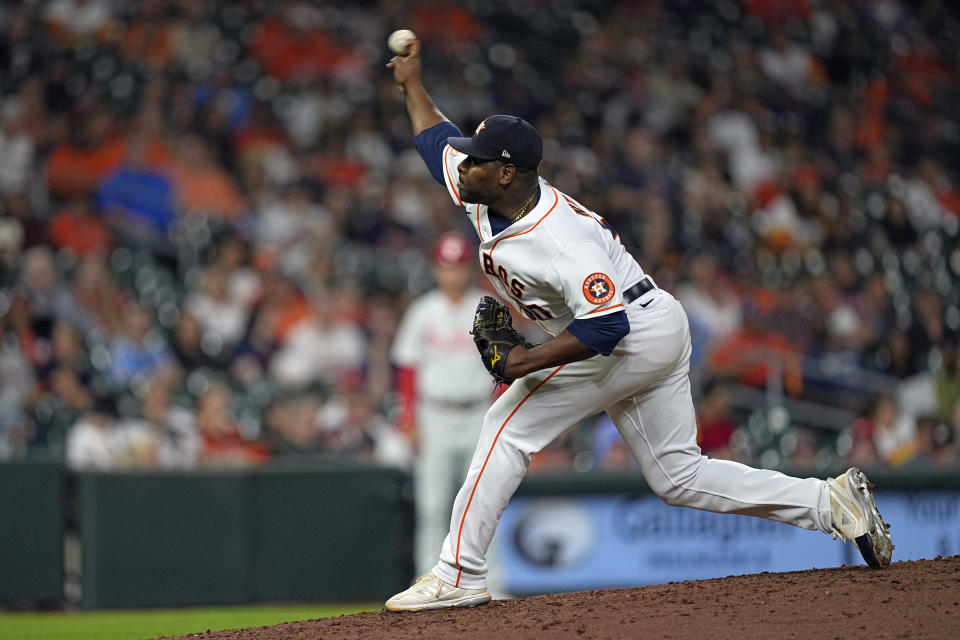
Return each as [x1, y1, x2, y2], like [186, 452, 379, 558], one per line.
[385, 571, 492, 612]
[827, 467, 894, 569]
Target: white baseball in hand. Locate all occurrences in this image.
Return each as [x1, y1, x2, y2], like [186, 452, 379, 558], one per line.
[388, 29, 416, 55]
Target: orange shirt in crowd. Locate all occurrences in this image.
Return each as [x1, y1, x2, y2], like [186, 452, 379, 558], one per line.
[271, 295, 313, 344]
[170, 163, 246, 221]
[46, 137, 125, 198]
[247, 17, 338, 79]
[47, 136, 171, 198]
[201, 429, 270, 466]
[48, 205, 112, 257]
[708, 329, 804, 396]
[121, 21, 173, 66]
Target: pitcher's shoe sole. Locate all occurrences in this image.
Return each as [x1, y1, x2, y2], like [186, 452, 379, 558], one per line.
[386, 592, 492, 612]
[384, 572, 492, 612]
[845, 468, 894, 568]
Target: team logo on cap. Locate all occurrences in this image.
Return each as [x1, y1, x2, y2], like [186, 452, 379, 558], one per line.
[582, 273, 615, 304]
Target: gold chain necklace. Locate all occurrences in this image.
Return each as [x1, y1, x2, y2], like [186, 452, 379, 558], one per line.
[509, 190, 537, 223]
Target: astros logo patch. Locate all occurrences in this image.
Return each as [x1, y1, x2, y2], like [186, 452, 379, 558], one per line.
[582, 273, 615, 305]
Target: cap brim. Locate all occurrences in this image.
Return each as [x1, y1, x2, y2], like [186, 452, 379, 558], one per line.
[446, 136, 498, 160]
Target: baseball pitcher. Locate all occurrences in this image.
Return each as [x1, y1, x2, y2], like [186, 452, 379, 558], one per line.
[384, 39, 893, 612]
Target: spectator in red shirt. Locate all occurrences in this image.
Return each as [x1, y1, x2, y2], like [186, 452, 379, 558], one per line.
[48, 196, 112, 258]
[197, 381, 269, 467]
[696, 381, 739, 460]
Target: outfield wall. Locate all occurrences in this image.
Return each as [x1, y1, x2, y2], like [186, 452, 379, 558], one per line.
[0, 461, 63, 604]
[1, 463, 957, 608]
[2, 461, 412, 609]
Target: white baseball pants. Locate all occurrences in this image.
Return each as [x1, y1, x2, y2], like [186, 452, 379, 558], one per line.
[414, 400, 488, 575]
[433, 290, 833, 589]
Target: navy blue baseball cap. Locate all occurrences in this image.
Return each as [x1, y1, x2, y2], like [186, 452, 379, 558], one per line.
[447, 115, 543, 169]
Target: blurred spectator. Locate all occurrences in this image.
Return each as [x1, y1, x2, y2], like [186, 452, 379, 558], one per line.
[169, 134, 247, 221]
[782, 427, 821, 470]
[909, 289, 952, 372]
[934, 342, 960, 424]
[60, 253, 126, 335]
[852, 274, 893, 354]
[16, 245, 68, 340]
[47, 108, 124, 199]
[845, 431, 881, 470]
[263, 393, 324, 458]
[210, 234, 261, 311]
[908, 417, 955, 467]
[245, 4, 355, 82]
[696, 381, 738, 460]
[530, 432, 578, 471]
[96, 134, 177, 248]
[758, 31, 815, 94]
[872, 329, 919, 379]
[675, 255, 742, 359]
[253, 181, 336, 278]
[708, 300, 804, 396]
[170, 312, 221, 374]
[65, 396, 127, 470]
[0, 97, 35, 195]
[108, 300, 176, 390]
[125, 376, 199, 470]
[48, 196, 113, 258]
[269, 296, 366, 390]
[119, 2, 174, 68]
[170, 2, 223, 69]
[317, 388, 410, 468]
[0, 312, 35, 459]
[196, 381, 269, 467]
[228, 304, 280, 384]
[183, 266, 249, 354]
[866, 396, 918, 466]
[39, 320, 93, 386]
[34, 322, 96, 452]
[2, 192, 47, 251]
[592, 414, 634, 470]
[44, 0, 115, 43]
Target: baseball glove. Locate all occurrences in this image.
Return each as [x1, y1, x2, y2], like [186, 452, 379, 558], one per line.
[471, 295, 532, 384]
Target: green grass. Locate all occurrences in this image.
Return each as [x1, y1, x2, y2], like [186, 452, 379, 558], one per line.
[0, 603, 379, 640]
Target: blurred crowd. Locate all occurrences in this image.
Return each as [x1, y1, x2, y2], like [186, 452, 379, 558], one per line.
[0, 0, 957, 473]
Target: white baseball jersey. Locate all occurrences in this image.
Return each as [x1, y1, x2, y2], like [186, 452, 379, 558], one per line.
[392, 287, 490, 403]
[438, 147, 648, 336]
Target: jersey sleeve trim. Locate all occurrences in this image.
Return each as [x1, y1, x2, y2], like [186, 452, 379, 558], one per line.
[586, 303, 624, 315]
[443, 146, 464, 206]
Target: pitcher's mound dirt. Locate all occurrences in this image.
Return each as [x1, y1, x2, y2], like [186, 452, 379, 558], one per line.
[161, 555, 960, 640]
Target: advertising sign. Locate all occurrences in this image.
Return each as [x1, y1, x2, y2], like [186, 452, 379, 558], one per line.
[495, 491, 960, 595]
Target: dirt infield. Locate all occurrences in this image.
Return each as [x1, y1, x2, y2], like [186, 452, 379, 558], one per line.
[161, 556, 960, 640]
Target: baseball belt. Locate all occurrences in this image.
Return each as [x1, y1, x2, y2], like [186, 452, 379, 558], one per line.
[623, 276, 656, 306]
[423, 397, 488, 411]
